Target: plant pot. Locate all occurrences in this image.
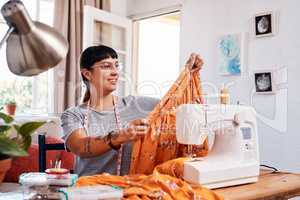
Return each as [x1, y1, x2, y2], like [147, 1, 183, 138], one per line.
[4, 103, 16, 116]
[0, 158, 12, 183]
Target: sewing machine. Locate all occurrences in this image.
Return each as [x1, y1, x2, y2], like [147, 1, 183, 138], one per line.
[176, 104, 260, 189]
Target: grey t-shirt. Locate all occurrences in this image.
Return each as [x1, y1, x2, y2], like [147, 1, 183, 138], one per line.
[60, 95, 159, 176]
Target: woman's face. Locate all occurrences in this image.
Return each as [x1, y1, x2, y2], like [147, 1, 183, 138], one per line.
[88, 57, 120, 95]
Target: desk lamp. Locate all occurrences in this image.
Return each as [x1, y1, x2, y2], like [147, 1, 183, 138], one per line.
[0, 0, 68, 76]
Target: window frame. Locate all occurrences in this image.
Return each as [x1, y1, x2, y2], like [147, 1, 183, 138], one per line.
[83, 5, 133, 96]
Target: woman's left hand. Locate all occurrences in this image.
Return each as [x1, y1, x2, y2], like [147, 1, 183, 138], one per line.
[185, 53, 203, 72]
[112, 119, 149, 145]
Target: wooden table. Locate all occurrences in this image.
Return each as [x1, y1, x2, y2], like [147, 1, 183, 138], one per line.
[1, 170, 300, 200]
[214, 170, 300, 200]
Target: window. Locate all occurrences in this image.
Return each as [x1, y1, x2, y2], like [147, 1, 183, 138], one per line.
[135, 12, 180, 98]
[0, 0, 54, 114]
[83, 6, 132, 96]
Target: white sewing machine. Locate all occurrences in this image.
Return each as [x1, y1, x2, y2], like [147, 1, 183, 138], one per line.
[176, 104, 260, 189]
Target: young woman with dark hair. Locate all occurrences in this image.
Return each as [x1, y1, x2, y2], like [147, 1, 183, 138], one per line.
[61, 45, 202, 176]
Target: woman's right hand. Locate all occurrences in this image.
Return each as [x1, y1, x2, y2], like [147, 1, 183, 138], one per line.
[112, 119, 149, 145]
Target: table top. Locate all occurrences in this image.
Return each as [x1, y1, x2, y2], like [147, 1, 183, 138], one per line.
[0, 182, 21, 193]
[1, 170, 300, 200]
[0, 182, 22, 199]
[214, 170, 300, 200]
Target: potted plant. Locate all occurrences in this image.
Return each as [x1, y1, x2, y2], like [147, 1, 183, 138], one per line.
[3, 99, 17, 116]
[0, 112, 46, 183]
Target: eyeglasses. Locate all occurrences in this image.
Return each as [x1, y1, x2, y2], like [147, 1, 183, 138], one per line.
[92, 62, 123, 71]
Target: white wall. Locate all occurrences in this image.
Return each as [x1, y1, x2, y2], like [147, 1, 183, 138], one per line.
[111, 0, 127, 16]
[128, 0, 300, 173]
[127, 0, 181, 17]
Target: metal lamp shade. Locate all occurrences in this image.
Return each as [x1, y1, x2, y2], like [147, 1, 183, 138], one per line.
[1, 0, 68, 76]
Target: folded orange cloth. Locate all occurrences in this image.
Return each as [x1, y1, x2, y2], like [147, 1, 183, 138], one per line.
[76, 157, 223, 200]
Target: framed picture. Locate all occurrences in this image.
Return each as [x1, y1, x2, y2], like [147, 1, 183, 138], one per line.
[218, 33, 246, 75]
[254, 11, 276, 37]
[253, 70, 276, 94]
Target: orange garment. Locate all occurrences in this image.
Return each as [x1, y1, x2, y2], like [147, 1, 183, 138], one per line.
[129, 62, 209, 175]
[76, 59, 223, 199]
[76, 157, 223, 200]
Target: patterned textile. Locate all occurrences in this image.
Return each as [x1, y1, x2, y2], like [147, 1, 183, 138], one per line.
[75, 55, 223, 200]
[130, 58, 208, 174]
[76, 158, 223, 200]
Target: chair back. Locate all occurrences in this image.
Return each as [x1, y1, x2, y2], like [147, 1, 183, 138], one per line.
[38, 133, 74, 173]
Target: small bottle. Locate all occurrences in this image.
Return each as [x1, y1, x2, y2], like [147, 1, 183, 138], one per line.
[220, 87, 230, 104]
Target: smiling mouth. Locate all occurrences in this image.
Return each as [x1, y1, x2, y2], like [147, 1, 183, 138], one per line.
[108, 79, 118, 84]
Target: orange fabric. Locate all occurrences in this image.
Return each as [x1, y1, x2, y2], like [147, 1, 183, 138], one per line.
[76, 61, 223, 199]
[130, 65, 209, 175]
[76, 158, 223, 200]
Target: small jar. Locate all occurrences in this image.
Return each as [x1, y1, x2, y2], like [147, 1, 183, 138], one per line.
[220, 88, 230, 104]
[19, 173, 49, 200]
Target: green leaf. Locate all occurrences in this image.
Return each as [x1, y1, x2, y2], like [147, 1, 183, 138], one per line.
[21, 135, 32, 151]
[0, 137, 28, 157]
[13, 124, 20, 132]
[18, 121, 46, 137]
[0, 112, 13, 124]
[13, 124, 21, 138]
[0, 125, 11, 133]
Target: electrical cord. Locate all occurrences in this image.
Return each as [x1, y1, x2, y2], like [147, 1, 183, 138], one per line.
[260, 164, 278, 173]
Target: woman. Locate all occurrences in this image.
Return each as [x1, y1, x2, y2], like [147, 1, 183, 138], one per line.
[61, 45, 202, 177]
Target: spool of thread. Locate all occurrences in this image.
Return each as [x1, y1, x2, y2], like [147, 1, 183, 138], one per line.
[220, 88, 229, 104]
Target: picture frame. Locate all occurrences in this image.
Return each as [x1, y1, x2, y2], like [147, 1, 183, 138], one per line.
[254, 11, 276, 38]
[253, 70, 276, 94]
[218, 33, 247, 76]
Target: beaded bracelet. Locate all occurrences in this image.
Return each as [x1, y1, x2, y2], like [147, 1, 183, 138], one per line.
[107, 130, 121, 150]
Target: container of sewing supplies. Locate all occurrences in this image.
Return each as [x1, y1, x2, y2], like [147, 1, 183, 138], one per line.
[19, 160, 78, 199]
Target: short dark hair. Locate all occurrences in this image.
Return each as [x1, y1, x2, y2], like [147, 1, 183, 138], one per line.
[80, 45, 118, 70]
[80, 45, 118, 103]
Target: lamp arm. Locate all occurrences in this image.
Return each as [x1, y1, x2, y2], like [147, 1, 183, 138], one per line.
[0, 26, 14, 50]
